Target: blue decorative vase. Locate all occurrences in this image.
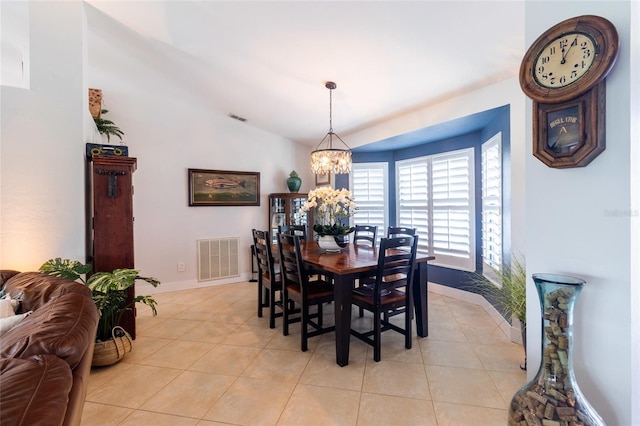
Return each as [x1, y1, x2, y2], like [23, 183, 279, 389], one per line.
[287, 170, 302, 192]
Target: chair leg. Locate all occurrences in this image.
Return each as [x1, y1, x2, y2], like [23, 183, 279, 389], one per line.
[269, 287, 276, 329]
[301, 304, 308, 352]
[359, 307, 364, 318]
[405, 309, 412, 349]
[257, 281, 264, 317]
[406, 289, 413, 349]
[317, 303, 323, 327]
[283, 292, 290, 336]
[373, 311, 382, 362]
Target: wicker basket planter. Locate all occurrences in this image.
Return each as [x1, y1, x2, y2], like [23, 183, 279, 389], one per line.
[92, 326, 132, 367]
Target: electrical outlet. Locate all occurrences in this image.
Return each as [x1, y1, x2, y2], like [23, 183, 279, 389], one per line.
[177, 261, 186, 272]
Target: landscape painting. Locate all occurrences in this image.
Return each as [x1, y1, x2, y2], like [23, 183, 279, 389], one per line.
[188, 169, 260, 206]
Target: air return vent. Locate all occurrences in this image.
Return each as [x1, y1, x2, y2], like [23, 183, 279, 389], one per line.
[197, 237, 240, 282]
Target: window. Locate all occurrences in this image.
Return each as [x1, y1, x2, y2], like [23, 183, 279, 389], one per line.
[397, 160, 429, 252]
[350, 163, 388, 238]
[481, 133, 502, 275]
[397, 148, 475, 271]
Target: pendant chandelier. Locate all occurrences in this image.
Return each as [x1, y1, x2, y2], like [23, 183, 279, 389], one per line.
[310, 81, 352, 175]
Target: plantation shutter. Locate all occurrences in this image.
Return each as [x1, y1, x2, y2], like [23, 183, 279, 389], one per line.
[482, 133, 502, 273]
[431, 148, 474, 270]
[351, 163, 388, 237]
[397, 159, 429, 252]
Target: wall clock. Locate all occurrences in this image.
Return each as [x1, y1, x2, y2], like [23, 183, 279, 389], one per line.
[519, 15, 619, 168]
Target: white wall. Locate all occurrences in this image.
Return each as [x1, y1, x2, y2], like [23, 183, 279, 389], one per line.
[85, 4, 311, 292]
[0, 2, 310, 287]
[347, 77, 529, 257]
[630, 3, 640, 423]
[525, 2, 635, 424]
[0, 1, 87, 270]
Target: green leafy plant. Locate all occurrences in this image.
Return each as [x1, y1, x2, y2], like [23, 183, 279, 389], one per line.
[94, 109, 124, 143]
[471, 253, 526, 324]
[40, 258, 159, 341]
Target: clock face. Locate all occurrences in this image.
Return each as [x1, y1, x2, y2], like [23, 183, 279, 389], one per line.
[534, 32, 597, 89]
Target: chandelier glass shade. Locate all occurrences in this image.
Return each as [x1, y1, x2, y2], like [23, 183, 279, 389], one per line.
[310, 82, 352, 175]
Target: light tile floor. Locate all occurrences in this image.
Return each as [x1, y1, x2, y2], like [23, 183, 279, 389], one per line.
[82, 281, 526, 425]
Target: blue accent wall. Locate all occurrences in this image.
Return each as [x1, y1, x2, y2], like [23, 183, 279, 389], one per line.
[349, 105, 511, 292]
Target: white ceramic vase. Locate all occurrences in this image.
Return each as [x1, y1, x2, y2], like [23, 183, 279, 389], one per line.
[317, 235, 343, 252]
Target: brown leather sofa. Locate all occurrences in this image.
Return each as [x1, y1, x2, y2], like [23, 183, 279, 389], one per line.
[0, 270, 99, 426]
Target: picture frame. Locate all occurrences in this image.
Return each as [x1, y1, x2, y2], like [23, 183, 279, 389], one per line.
[315, 172, 331, 186]
[188, 169, 260, 206]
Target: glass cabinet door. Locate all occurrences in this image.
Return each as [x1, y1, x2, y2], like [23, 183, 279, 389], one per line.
[268, 193, 313, 243]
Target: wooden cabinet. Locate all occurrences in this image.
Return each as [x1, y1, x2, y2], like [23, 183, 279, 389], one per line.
[268, 193, 313, 243]
[88, 155, 137, 338]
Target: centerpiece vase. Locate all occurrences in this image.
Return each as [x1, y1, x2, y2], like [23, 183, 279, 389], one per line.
[317, 235, 348, 253]
[508, 273, 604, 426]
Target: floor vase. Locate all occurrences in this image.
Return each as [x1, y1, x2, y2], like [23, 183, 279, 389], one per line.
[508, 273, 604, 426]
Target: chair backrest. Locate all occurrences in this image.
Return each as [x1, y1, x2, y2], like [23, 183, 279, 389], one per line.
[372, 236, 419, 304]
[277, 233, 308, 294]
[278, 224, 307, 241]
[353, 225, 378, 248]
[387, 226, 417, 238]
[252, 229, 277, 283]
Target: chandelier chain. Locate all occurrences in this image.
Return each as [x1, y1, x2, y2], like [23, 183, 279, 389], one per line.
[310, 81, 352, 175]
[328, 86, 333, 134]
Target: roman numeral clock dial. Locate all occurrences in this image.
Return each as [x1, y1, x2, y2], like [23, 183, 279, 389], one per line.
[519, 15, 619, 168]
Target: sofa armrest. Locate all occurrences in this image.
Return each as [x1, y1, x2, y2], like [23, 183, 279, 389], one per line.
[0, 355, 73, 426]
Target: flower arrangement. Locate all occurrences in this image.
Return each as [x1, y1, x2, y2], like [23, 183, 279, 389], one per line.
[300, 187, 358, 237]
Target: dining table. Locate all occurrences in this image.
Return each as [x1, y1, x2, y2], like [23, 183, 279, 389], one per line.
[298, 241, 435, 367]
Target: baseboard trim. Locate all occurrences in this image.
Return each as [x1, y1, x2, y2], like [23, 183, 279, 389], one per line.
[137, 272, 253, 295]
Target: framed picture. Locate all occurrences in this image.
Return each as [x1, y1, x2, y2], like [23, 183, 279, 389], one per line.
[188, 169, 260, 206]
[315, 172, 331, 186]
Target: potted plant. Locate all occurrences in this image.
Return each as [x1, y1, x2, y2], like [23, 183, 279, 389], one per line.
[470, 253, 527, 369]
[39, 258, 160, 366]
[93, 109, 124, 143]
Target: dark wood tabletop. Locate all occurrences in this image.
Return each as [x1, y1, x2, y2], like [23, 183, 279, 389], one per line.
[299, 242, 434, 366]
[299, 242, 434, 274]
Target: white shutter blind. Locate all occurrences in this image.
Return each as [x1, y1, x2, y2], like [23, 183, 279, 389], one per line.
[351, 163, 387, 234]
[481, 133, 502, 272]
[396, 148, 475, 271]
[431, 149, 474, 270]
[397, 160, 429, 251]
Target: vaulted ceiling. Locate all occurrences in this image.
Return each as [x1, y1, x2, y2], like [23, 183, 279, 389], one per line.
[86, 1, 525, 148]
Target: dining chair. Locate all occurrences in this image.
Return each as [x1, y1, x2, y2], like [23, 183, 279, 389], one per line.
[277, 233, 335, 352]
[252, 229, 283, 329]
[353, 224, 378, 317]
[353, 225, 378, 248]
[385, 226, 418, 316]
[350, 235, 419, 362]
[387, 226, 416, 238]
[278, 224, 307, 240]
[281, 223, 331, 281]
